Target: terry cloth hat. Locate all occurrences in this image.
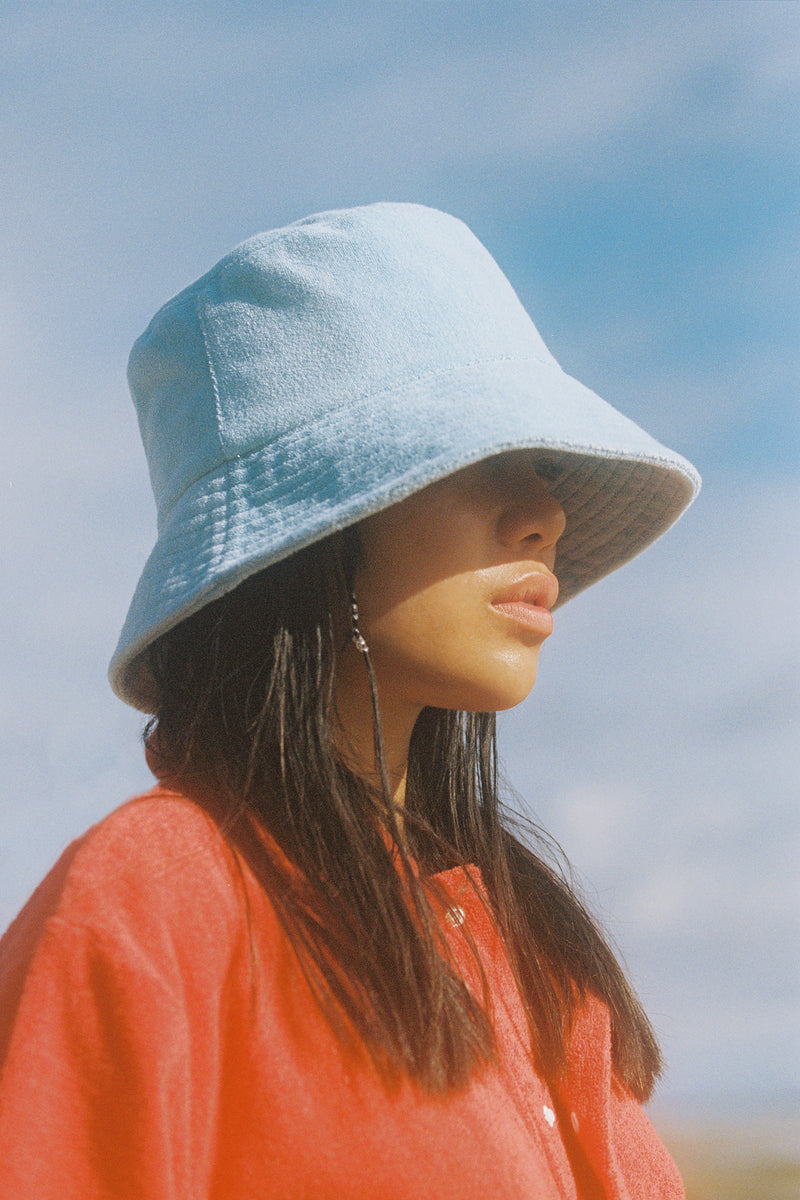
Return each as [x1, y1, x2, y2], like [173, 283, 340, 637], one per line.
[110, 201, 700, 712]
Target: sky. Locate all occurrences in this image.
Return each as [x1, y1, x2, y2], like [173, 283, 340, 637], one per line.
[2, 0, 798, 1112]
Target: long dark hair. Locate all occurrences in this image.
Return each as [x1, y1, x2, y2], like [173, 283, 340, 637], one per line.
[145, 530, 662, 1099]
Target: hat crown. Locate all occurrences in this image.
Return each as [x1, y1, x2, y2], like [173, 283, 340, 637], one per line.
[129, 203, 556, 522]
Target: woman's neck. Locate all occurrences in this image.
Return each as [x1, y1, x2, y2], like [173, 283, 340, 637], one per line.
[333, 646, 420, 809]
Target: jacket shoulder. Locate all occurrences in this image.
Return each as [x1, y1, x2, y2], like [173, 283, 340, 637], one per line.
[0, 786, 259, 998]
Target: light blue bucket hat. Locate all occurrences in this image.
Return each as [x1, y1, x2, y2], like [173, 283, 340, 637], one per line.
[110, 202, 700, 712]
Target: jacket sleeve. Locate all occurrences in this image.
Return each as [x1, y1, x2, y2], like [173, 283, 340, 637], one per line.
[0, 804, 241, 1200]
[0, 916, 212, 1199]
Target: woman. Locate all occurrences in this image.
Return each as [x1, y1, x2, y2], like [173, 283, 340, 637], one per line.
[0, 203, 699, 1198]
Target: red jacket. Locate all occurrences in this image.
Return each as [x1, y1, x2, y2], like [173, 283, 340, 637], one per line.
[0, 786, 683, 1198]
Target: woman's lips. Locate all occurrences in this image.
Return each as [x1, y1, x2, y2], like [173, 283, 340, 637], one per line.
[491, 572, 558, 636]
[491, 600, 554, 635]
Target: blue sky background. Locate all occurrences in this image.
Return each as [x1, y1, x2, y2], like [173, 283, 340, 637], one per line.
[2, 0, 798, 1114]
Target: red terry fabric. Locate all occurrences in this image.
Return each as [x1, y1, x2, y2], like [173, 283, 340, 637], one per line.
[0, 786, 684, 1199]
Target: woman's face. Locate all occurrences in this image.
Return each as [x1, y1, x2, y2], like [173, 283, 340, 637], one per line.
[351, 452, 566, 719]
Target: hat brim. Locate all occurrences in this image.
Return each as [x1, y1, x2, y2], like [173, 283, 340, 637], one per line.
[110, 355, 699, 712]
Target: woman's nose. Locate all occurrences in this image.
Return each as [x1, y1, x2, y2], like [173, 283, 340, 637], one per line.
[496, 493, 567, 553]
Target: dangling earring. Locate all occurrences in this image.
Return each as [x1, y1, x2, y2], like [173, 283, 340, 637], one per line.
[346, 587, 394, 818]
[350, 592, 369, 654]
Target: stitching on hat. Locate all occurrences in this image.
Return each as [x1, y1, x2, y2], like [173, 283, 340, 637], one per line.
[153, 352, 558, 520]
[287, 353, 556, 443]
[193, 292, 235, 552]
[193, 292, 226, 451]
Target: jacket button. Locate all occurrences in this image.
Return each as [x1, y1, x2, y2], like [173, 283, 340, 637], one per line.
[445, 905, 466, 926]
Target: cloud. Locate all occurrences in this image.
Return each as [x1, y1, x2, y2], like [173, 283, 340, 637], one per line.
[5, 3, 799, 198]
